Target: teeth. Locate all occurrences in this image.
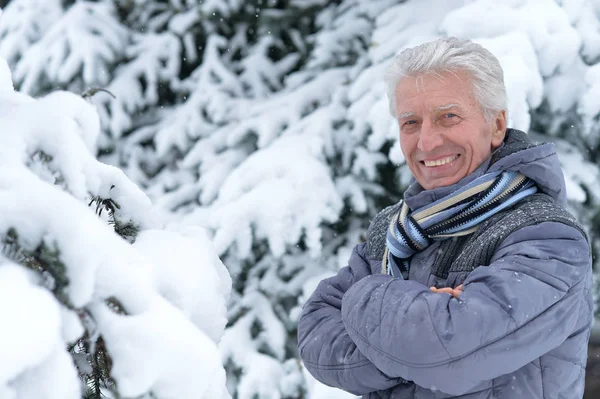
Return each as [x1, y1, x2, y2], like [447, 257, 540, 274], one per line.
[424, 155, 458, 167]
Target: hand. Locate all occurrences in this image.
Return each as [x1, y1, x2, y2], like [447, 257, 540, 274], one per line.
[430, 284, 463, 298]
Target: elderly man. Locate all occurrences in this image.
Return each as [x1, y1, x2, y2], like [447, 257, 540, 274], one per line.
[297, 37, 593, 399]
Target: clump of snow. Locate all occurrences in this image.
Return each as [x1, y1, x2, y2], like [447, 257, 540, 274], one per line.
[132, 227, 231, 342]
[91, 296, 228, 398]
[0, 58, 231, 398]
[0, 262, 79, 399]
[561, 0, 600, 63]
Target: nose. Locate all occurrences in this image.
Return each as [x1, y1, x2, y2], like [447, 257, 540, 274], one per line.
[417, 121, 444, 153]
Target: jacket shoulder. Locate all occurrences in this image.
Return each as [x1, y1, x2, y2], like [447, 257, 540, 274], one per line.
[452, 193, 589, 274]
[494, 193, 588, 243]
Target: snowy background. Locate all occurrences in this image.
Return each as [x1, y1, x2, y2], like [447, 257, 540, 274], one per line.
[1, 0, 600, 398]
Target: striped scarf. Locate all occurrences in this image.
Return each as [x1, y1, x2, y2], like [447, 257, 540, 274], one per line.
[383, 170, 537, 278]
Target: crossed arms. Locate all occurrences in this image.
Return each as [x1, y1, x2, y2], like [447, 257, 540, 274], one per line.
[297, 221, 590, 396]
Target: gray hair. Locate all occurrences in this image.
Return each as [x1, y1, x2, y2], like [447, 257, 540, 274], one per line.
[384, 37, 506, 122]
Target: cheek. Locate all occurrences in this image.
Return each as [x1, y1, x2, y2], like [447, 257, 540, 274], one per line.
[475, 132, 493, 153]
[465, 132, 494, 164]
[454, 126, 487, 153]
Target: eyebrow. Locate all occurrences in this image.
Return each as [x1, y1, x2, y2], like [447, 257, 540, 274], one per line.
[434, 103, 460, 111]
[397, 111, 416, 120]
[397, 103, 462, 120]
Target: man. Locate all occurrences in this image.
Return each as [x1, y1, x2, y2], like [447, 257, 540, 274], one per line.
[297, 37, 593, 399]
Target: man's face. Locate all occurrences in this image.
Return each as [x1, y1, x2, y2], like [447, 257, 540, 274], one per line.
[395, 70, 506, 190]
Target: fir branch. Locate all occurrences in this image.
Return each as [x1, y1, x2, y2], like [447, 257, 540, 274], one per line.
[81, 87, 116, 100]
[1, 228, 24, 263]
[81, 333, 120, 399]
[88, 186, 140, 242]
[2, 228, 73, 308]
[105, 296, 128, 315]
[33, 239, 70, 303]
[2, 230, 122, 398]
[33, 150, 54, 164]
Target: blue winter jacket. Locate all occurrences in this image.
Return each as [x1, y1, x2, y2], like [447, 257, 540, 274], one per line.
[298, 130, 594, 398]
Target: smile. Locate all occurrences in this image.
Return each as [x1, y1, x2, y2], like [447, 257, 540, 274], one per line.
[422, 155, 459, 167]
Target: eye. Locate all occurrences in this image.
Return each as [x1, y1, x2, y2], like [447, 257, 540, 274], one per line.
[444, 113, 457, 118]
[402, 120, 418, 127]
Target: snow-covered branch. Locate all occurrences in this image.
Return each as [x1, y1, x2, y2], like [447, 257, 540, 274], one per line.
[0, 59, 231, 399]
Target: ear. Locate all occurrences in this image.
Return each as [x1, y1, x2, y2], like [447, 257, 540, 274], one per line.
[491, 110, 507, 148]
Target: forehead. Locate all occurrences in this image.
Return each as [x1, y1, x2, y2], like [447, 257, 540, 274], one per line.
[395, 71, 476, 113]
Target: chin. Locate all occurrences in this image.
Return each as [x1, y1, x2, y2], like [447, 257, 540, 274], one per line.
[420, 175, 463, 190]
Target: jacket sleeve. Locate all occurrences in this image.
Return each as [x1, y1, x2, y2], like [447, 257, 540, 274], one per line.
[297, 242, 411, 395]
[340, 221, 591, 396]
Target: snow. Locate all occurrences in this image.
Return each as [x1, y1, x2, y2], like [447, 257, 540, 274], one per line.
[579, 63, 600, 130]
[181, 133, 344, 259]
[95, 32, 182, 139]
[533, 131, 600, 204]
[0, 0, 63, 67]
[303, 369, 359, 399]
[9, 345, 81, 399]
[477, 32, 544, 131]
[544, 58, 587, 113]
[11, 2, 127, 94]
[0, 264, 63, 383]
[2, 0, 600, 398]
[92, 295, 228, 398]
[0, 86, 159, 227]
[220, 291, 288, 399]
[560, 0, 600, 62]
[132, 227, 231, 343]
[0, 58, 13, 91]
[0, 60, 231, 398]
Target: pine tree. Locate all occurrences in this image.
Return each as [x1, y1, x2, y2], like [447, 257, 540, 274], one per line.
[0, 56, 230, 398]
[3, 1, 600, 398]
